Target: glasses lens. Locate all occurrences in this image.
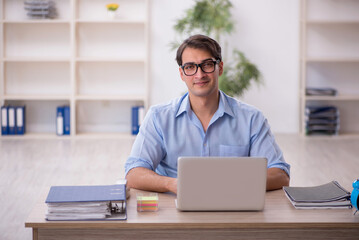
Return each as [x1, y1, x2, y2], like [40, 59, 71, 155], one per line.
[201, 61, 215, 73]
[183, 63, 197, 76]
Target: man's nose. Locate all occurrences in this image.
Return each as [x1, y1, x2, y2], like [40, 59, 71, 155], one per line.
[194, 66, 206, 77]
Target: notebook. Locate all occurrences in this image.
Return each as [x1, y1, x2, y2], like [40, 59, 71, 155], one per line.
[176, 157, 267, 211]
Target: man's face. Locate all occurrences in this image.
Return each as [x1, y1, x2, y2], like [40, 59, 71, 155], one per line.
[179, 47, 223, 98]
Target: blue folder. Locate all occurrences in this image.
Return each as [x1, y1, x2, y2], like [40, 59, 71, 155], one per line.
[45, 184, 127, 221]
[63, 106, 70, 135]
[1, 106, 8, 135]
[15, 106, 26, 135]
[46, 184, 126, 203]
[131, 106, 139, 135]
[8, 106, 16, 135]
[56, 106, 64, 136]
[131, 106, 144, 135]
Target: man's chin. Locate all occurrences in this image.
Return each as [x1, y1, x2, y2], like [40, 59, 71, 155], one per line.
[189, 88, 218, 98]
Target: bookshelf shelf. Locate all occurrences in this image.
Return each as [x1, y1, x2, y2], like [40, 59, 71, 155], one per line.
[306, 20, 359, 25]
[300, 0, 359, 137]
[4, 95, 71, 101]
[0, 0, 149, 138]
[75, 95, 146, 101]
[76, 57, 145, 63]
[75, 20, 145, 24]
[305, 58, 359, 63]
[4, 58, 71, 62]
[3, 20, 71, 24]
[305, 95, 359, 101]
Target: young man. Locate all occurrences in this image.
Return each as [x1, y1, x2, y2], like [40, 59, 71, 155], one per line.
[125, 34, 290, 194]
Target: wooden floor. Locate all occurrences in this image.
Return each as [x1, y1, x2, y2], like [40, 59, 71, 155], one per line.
[0, 134, 358, 240]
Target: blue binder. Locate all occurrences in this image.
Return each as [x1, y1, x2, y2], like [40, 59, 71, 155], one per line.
[45, 184, 127, 221]
[15, 106, 26, 135]
[56, 107, 64, 136]
[131, 106, 139, 135]
[8, 106, 16, 135]
[1, 106, 8, 135]
[63, 106, 70, 135]
[131, 106, 145, 135]
[46, 184, 126, 203]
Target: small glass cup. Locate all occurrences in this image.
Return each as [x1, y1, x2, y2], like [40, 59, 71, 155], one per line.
[137, 192, 159, 212]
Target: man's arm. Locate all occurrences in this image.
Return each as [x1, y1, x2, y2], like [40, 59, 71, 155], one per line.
[266, 167, 289, 191]
[126, 167, 177, 194]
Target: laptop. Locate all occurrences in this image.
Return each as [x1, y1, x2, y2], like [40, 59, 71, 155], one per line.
[176, 157, 267, 211]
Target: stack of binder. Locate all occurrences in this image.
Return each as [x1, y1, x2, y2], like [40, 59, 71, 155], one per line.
[45, 184, 127, 221]
[24, 0, 57, 19]
[305, 106, 339, 135]
[283, 181, 352, 209]
[1, 105, 26, 136]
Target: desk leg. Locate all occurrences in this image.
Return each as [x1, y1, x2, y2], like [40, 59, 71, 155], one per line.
[32, 228, 38, 240]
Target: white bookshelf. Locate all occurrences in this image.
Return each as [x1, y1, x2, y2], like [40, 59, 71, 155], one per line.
[0, 0, 149, 138]
[300, 0, 359, 137]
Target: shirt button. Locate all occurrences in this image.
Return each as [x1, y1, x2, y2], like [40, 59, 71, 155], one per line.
[203, 143, 207, 147]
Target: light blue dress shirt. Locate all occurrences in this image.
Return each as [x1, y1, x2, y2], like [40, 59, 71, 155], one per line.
[125, 91, 290, 178]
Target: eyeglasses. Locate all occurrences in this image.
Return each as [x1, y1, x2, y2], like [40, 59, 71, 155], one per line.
[180, 59, 220, 76]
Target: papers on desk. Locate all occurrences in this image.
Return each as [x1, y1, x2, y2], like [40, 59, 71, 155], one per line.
[283, 181, 352, 209]
[45, 184, 127, 221]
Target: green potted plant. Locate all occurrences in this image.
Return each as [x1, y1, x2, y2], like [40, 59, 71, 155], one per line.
[171, 0, 262, 97]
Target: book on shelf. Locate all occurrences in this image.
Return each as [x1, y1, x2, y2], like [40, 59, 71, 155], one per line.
[283, 181, 352, 209]
[305, 87, 337, 96]
[45, 184, 127, 221]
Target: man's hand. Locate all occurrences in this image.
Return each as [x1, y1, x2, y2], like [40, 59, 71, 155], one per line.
[266, 168, 289, 191]
[126, 167, 177, 194]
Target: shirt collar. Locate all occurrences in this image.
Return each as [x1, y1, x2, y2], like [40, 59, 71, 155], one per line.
[175, 91, 235, 118]
[175, 92, 191, 118]
[218, 90, 235, 118]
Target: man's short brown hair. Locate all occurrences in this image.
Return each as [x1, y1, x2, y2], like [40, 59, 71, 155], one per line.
[176, 34, 222, 66]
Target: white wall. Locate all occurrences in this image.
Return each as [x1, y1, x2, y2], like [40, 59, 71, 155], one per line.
[149, 0, 299, 133]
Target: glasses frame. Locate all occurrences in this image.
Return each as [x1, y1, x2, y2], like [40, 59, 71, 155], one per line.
[180, 59, 221, 76]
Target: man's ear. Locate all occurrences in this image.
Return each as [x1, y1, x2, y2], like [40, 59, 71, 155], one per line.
[179, 67, 185, 81]
[218, 61, 224, 76]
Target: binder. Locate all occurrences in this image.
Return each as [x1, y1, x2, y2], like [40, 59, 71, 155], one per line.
[15, 106, 26, 135]
[8, 106, 16, 135]
[63, 106, 70, 135]
[131, 106, 144, 135]
[1, 106, 8, 135]
[132, 106, 139, 135]
[45, 184, 127, 221]
[56, 107, 64, 136]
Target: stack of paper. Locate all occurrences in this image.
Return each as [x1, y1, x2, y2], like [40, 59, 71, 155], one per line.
[306, 87, 337, 96]
[305, 106, 340, 135]
[24, 0, 57, 19]
[283, 181, 352, 209]
[137, 194, 159, 212]
[45, 184, 127, 221]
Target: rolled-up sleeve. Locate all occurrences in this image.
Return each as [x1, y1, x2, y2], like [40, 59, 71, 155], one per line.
[249, 111, 291, 177]
[124, 107, 166, 176]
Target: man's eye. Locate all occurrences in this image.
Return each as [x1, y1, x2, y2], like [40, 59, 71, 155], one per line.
[184, 64, 195, 70]
[202, 62, 214, 68]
